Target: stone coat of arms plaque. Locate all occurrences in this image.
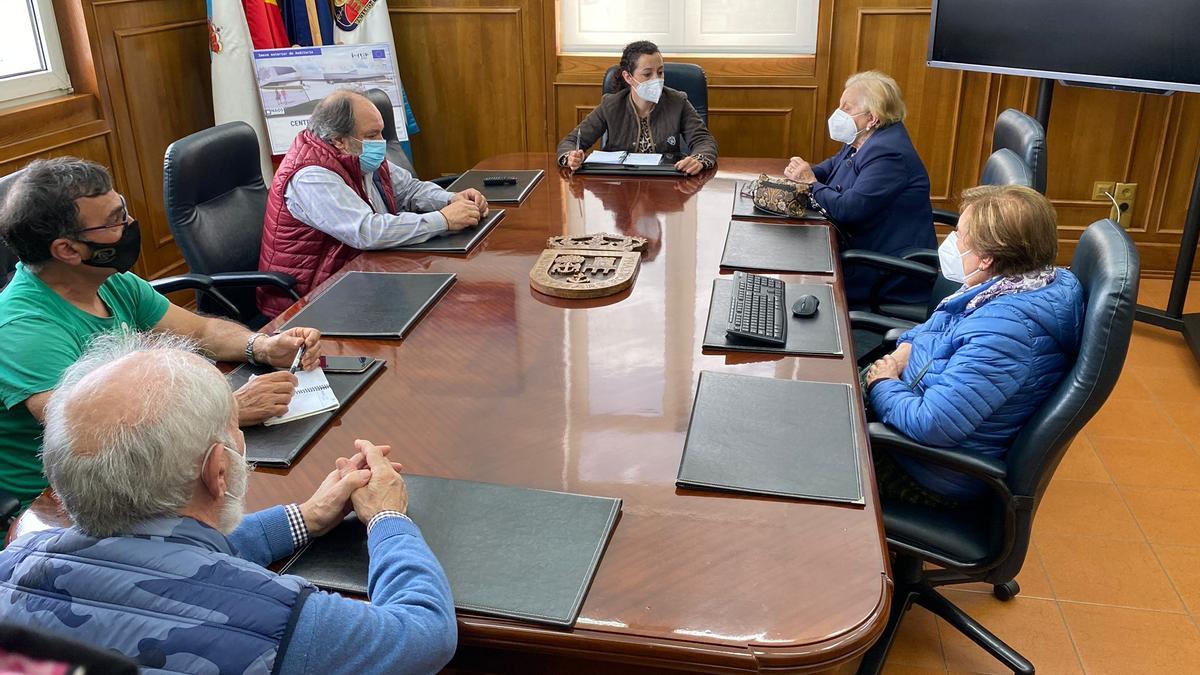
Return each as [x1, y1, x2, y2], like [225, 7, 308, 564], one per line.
[529, 233, 644, 299]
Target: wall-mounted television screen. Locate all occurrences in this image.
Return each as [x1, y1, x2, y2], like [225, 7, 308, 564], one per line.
[928, 0, 1200, 94]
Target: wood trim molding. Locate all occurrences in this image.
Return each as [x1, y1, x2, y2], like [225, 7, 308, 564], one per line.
[851, 5, 931, 71]
[937, 72, 967, 202]
[0, 120, 111, 165]
[111, 18, 208, 195]
[1146, 94, 1178, 230]
[556, 54, 817, 86]
[388, 7, 521, 15]
[711, 107, 795, 149]
[111, 18, 206, 39]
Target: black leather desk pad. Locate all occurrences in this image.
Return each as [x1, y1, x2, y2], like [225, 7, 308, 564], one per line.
[677, 371, 864, 505]
[280, 271, 455, 338]
[720, 220, 834, 274]
[702, 279, 843, 356]
[391, 209, 505, 253]
[575, 162, 686, 176]
[444, 170, 545, 204]
[227, 359, 386, 467]
[282, 475, 622, 628]
[731, 180, 827, 221]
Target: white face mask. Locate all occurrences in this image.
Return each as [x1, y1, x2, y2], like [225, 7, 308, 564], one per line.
[938, 231, 982, 284]
[634, 77, 664, 104]
[827, 108, 869, 145]
[203, 440, 250, 534]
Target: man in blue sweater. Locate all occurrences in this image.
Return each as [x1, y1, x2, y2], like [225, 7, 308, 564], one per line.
[0, 332, 457, 674]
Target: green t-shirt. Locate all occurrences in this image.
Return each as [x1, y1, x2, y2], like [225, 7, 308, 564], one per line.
[0, 263, 169, 509]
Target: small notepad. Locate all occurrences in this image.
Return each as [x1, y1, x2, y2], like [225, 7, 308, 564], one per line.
[260, 368, 340, 426]
[584, 150, 628, 164]
[624, 152, 663, 165]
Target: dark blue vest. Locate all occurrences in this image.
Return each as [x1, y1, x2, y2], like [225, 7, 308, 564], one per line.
[0, 517, 314, 674]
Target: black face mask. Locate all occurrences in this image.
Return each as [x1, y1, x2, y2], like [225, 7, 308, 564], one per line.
[76, 220, 141, 273]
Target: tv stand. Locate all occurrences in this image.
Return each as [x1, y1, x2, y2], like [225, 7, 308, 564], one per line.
[1036, 79, 1200, 363]
[1134, 162, 1200, 363]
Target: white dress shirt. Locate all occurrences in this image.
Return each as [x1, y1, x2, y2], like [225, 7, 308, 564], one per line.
[284, 161, 454, 249]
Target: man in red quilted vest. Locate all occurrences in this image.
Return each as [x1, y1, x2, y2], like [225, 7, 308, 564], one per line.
[259, 89, 488, 317]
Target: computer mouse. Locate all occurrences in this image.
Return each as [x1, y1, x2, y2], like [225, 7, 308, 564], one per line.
[791, 294, 820, 318]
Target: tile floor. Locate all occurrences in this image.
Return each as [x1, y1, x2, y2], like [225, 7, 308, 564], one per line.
[882, 277, 1200, 675]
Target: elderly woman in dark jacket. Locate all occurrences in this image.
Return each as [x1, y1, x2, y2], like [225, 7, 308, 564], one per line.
[556, 41, 717, 176]
[865, 185, 1085, 507]
[785, 71, 935, 304]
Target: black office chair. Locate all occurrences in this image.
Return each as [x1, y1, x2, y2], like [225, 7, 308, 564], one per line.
[0, 170, 233, 314]
[363, 88, 458, 189]
[857, 219, 1139, 675]
[993, 109, 1047, 195]
[163, 122, 300, 328]
[601, 62, 709, 123]
[846, 148, 1035, 363]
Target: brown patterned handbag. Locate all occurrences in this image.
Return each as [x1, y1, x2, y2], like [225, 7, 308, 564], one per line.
[747, 173, 815, 217]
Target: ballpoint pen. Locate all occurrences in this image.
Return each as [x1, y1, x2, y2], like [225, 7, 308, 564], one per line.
[288, 343, 306, 374]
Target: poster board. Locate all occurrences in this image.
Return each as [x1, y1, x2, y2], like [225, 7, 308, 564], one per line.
[253, 42, 409, 154]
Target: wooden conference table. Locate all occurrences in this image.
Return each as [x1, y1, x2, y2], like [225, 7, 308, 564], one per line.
[15, 154, 890, 674]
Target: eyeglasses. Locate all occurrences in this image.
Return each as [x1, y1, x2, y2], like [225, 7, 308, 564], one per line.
[74, 197, 133, 235]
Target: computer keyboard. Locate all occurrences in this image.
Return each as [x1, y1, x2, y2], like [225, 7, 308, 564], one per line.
[726, 271, 787, 346]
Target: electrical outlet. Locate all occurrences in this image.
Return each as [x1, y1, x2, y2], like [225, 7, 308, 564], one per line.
[1111, 182, 1137, 223]
[1092, 181, 1116, 201]
[1108, 181, 1137, 223]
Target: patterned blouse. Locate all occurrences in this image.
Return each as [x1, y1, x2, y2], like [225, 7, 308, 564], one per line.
[630, 98, 714, 169]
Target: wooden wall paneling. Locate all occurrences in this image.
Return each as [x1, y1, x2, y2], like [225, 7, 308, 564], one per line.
[0, 135, 112, 180]
[1135, 93, 1200, 272]
[88, 0, 211, 280]
[846, 7, 964, 202]
[942, 72, 998, 209]
[706, 105, 794, 159]
[707, 88, 818, 160]
[552, 83, 595, 149]
[112, 21, 213, 277]
[1155, 95, 1200, 236]
[1043, 87, 1141, 207]
[388, 2, 548, 180]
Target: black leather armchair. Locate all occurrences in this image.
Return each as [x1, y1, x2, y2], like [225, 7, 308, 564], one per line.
[600, 63, 710, 153]
[858, 219, 1140, 675]
[597, 61, 705, 121]
[601, 62, 709, 123]
[597, 62, 700, 123]
[163, 122, 299, 328]
[848, 148, 1035, 362]
[363, 88, 458, 189]
[993, 108, 1047, 194]
[932, 147, 1034, 229]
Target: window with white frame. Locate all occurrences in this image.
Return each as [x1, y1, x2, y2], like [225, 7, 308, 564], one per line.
[560, 0, 818, 55]
[0, 0, 72, 107]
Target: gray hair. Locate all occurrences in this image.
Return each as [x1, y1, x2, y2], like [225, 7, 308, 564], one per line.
[41, 331, 236, 538]
[0, 157, 114, 265]
[307, 87, 366, 143]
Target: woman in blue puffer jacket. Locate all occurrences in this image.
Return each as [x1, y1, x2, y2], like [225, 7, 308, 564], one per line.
[864, 184, 1085, 507]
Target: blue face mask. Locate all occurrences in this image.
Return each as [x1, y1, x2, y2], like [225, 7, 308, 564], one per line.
[357, 138, 387, 173]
